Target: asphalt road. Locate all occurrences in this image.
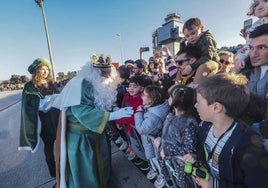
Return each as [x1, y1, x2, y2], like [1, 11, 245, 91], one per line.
[0, 90, 55, 188]
[0, 90, 22, 112]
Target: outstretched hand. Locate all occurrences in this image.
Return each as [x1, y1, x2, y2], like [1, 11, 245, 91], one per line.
[108, 107, 134, 121]
[239, 28, 247, 39]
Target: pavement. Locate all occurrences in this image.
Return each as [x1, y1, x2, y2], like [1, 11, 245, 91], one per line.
[111, 140, 154, 188]
[0, 90, 22, 111]
[0, 90, 154, 188]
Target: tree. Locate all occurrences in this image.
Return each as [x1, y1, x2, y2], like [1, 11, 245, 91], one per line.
[2, 80, 10, 85]
[67, 71, 76, 79]
[57, 72, 65, 81]
[20, 75, 30, 83]
[10, 75, 21, 84]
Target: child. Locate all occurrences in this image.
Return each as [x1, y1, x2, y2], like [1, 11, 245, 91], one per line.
[154, 84, 200, 188]
[115, 75, 149, 161]
[234, 0, 268, 74]
[134, 85, 170, 188]
[116, 65, 131, 107]
[194, 73, 268, 188]
[106, 65, 131, 139]
[181, 17, 219, 88]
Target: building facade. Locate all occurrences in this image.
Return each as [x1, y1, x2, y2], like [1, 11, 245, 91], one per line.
[152, 13, 184, 56]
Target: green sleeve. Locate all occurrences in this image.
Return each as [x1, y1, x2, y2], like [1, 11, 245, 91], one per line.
[67, 80, 110, 134]
[19, 82, 40, 150]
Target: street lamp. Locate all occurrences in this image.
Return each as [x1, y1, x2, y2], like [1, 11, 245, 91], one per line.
[116, 33, 124, 65]
[35, 0, 56, 81]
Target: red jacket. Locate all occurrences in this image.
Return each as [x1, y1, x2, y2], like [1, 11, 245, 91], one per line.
[115, 92, 142, 136]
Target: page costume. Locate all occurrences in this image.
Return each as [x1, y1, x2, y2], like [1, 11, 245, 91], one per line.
[19, 81, 59, 151]
[19, 58, 60, 177]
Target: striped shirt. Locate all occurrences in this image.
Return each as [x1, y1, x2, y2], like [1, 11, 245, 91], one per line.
[165, 58, 178, 81]
[204, 123, 237, 187]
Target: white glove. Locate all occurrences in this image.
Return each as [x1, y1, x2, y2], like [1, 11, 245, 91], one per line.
[108, 107, 134, 121]
[113, 106, 120, 111]
[39, 94, 59, 112]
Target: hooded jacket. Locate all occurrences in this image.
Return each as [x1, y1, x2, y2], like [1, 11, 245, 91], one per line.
[134, 100, 169, 159]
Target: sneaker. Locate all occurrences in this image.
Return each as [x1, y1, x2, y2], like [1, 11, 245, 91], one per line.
[119, 141, 128, 150]
[139, 161, 150, 171]
[115, 136, 123, 144]
[146, 169, 157, 180]
[154, 175, 166, 188]
[127, 152, 136, 161]
[125, 147, 136, 160]
[133, 157, 144, 166]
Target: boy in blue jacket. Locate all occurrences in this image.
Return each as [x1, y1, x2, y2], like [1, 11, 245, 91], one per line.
[194, 73, 268, 188]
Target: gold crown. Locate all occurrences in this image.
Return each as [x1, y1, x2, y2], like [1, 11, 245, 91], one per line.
[91, 54, 112, 68]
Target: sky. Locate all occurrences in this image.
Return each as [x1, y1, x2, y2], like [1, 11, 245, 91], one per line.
[0, 0, 253, 81]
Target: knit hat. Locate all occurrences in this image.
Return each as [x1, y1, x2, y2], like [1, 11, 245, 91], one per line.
[28, 58, 51, 74]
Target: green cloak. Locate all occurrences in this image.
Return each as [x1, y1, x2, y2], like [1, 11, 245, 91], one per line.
[19, 81, 59, 152]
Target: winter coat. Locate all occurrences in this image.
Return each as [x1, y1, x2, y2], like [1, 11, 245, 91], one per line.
[134, 100, 169, 159]
[161, 113, 199, 156]
[198, 120, 268, 188]
[188, 30, 219, 70]
[162, 114, 199, 188]
[247, 67, 268, 101]
[116, 92, 143, 136]
[19, 81, 59, 152]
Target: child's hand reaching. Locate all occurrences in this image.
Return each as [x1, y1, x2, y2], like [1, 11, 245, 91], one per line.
[136, 105, 143, 112]
[161, 46, 172, 57]
[239, 28, 247, 39]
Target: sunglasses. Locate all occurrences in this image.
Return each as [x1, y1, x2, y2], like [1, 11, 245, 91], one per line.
[175, 58, 190, 65]
[219, 59, 230, 65]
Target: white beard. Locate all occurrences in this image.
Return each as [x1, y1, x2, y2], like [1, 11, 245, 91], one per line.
[77, 63, 119, 111]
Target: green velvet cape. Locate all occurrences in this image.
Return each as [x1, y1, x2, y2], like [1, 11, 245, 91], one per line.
[19, 81, 59, 152]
